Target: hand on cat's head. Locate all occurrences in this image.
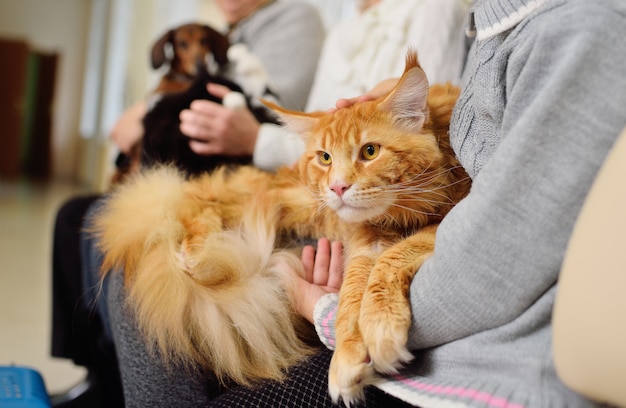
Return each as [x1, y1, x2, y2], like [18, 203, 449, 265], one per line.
[331, 77, 400, 112]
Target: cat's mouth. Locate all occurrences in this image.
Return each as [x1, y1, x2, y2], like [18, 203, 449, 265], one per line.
[333, 202, 386, 223]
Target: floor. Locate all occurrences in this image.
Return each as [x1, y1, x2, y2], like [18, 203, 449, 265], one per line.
[0, 178, 91, 395]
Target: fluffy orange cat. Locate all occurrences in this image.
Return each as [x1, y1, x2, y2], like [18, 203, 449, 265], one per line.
[93, 50, 470, 404]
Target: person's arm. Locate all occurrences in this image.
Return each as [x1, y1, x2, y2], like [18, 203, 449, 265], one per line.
[232, 2, 325, 110]
[167, 3, 325, 170]
[178, 84, 260, 157]
[252, 123, 305, 171]
[333, 77, 399, 111]
[179, 83, 306, 170]
[110, 101, 147, 154]
[310, 2, 626, 351]
[406, 2, 626, 349]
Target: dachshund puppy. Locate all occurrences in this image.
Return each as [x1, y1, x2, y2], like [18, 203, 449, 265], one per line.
[113, 23, 279, 182]
[141, 68, 278, 177]
[150, 23, 230, 94]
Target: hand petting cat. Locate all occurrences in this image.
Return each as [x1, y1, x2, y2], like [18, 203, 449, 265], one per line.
[333, 77, 400, 111]
[295, 238, 344, 323]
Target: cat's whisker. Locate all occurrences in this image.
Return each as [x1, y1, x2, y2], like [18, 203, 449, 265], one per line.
[396, 194, 457, 205]
[317, 200, 330, 213]
[389, 156, 442, 182]
[376, 212, 403, 229]
[388, 186, 458, 201]
[384, 176, 471, 196]
[354, 186, 458, 211]
[390, 187, 457, 204]
[388, 202, 443, 217]
[401, 192, 461, 208]
[392, 165, 466, 187]
[391, 172, 450, 189]
[382, 187, 452, 204]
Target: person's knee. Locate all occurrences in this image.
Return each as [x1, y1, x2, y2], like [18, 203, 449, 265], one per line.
[55, 195, 100, 233]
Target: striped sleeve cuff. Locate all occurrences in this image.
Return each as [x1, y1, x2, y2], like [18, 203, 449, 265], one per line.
[313, 293, 339, 350]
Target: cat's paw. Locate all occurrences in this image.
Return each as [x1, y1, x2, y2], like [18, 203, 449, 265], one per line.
[328, 342, 376, 407]
[359, 289, 413, 373]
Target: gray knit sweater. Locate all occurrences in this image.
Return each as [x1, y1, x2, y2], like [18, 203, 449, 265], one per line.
[314, 0, 626, 406]
[230, 1, 325, 172]
[229, 1, 325, 111]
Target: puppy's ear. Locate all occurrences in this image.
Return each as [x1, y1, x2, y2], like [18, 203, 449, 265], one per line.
[205, 25, 230, 68]
[151, 29, 174, 69]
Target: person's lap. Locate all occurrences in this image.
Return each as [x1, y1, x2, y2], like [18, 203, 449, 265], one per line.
[104, 257, 417, 408]
[80, 197, 114, 344]
[52, 194, 124, 407]
[51, 194, 101, 363]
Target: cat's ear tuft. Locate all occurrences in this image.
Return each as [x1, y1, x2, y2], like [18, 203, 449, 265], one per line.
[261, 99, 319, 138]
[378, 50, 429, 132]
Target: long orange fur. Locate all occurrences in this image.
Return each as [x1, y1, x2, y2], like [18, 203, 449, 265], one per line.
[92, 50, 471, 403]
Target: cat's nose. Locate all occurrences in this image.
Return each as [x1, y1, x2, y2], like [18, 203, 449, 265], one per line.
[330, 182, 351, 198]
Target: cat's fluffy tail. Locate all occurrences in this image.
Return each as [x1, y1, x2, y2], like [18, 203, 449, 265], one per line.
[91, 166, 313, 386]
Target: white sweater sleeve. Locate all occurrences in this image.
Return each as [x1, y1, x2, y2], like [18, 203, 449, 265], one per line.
[252, 123, 305, 172]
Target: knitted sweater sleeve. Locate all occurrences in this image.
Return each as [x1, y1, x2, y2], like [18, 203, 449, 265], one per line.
[406, 1, 626, 349]
[236, 2, 325, 110]
[235, 2, 324, 170]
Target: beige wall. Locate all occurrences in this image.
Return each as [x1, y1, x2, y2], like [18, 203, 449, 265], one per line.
[0, 0, 221, 185]
[0, 0, 90, 182]
[0, 0, 349, 186]
[124, 0, 225, 110]
[89, 0, 224, 190]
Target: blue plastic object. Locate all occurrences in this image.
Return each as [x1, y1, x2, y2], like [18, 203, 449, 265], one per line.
[0, 366, 50, 408]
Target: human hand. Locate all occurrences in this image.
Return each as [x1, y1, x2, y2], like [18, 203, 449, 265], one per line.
[179, 83, 260, 156]
[294, 238, 344, 323]
[332, 77, 400, 111]
[110, 101, 147, 153]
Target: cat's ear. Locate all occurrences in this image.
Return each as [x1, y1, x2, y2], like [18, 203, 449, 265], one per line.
[378, 50, 429, 132]
[261, 99, 321, 138]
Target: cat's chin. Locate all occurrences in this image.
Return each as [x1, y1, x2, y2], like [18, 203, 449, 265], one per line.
[335, 205, 385, 224]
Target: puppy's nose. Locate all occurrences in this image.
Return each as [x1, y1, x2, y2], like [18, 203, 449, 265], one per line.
[195, 57, 207, 71]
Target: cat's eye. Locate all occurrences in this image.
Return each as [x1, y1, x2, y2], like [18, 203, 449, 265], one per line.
[360, 144, 380, 160]
[317, 151, 332, 165]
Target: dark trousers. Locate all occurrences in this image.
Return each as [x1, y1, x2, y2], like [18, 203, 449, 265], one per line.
[50, 194, 123, 407]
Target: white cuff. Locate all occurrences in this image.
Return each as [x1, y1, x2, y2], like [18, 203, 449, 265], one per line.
[253, 123, 304, 172]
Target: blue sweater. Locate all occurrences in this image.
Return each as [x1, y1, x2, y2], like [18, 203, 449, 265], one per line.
[314, 0, 626, 406]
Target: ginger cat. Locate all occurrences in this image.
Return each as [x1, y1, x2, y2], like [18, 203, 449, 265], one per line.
[93, 50, 470, 405]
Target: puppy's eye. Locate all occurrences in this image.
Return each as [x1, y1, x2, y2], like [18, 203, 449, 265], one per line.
[360, 144, 380, 160]
[177, 40, 188, 49]
[317, 151, 332, 165]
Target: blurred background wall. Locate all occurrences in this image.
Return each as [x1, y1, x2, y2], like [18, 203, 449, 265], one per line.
[0, 0, 356, 190]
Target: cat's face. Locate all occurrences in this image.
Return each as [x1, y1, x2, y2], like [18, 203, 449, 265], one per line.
[269, 51, 454, 225]
[296, 104, 443, 224]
